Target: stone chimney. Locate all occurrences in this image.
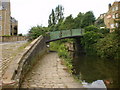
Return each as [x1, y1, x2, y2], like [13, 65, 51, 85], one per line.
[108, 3, 112, 10]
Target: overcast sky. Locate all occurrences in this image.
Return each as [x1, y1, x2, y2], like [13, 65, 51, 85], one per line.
[10, 0, 116, 34]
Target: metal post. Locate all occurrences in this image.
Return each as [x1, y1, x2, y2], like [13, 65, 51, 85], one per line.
[60, 30, 62, 38]
[70, 29, 72, 36]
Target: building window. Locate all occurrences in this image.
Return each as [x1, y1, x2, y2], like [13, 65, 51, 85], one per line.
[116, 23, 119, 27]
[111, 24, 115, 28]
[112, 7, 115, 11]
[0, 26, 2, 30]
[115, 13, 119, 18]
[0, 16, 1, 20]
[116, 6, 118, 10]
[112, 14, 115, 19]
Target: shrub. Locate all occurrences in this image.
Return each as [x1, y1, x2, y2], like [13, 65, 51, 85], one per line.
[95, 33, 120, 60]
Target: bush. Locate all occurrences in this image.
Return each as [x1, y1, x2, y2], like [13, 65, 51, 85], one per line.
[81, 25, 103, 55]
[84, 25, 99, 32]
[99, 28, 110, 34]
[28, 26, 48, 40]
[95, 33, 120, 60]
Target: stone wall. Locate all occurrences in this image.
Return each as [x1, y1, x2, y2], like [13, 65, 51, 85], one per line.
[0, 36, 27, 42]
[2, 35, 48, 88]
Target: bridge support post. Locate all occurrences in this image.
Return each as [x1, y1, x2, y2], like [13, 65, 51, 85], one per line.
[73, 37, 85, 54]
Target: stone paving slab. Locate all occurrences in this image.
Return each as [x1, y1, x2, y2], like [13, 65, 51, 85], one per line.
[21, 52, 84, 88]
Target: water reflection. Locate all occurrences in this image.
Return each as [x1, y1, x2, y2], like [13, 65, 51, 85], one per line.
[82, 80, 106, 88]
[72, 52, 120, 88]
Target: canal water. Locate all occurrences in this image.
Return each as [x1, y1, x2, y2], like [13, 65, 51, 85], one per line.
[72, 52, 120, 88]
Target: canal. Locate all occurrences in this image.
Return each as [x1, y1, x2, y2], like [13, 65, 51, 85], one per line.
[72, 51, 120, 88]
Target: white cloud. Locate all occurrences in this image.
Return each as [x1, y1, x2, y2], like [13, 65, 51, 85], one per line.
[10, 0, 116, 34]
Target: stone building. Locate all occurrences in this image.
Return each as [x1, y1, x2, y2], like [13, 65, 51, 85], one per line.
[0, 0, 18, 36]
[104, 1, 120, 32]
[95, 13, 106, 28]
[11, 17, 18, 35]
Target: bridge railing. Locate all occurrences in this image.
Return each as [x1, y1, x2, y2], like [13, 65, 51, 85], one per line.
[62, 30, 71, 38]
[49, 29, 84, 41]
[50, 31, 61, 40]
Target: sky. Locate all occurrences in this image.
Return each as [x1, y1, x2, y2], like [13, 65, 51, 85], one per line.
[10, 0, 117, 34]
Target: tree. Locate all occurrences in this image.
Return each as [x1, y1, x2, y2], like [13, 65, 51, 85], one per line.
[81, 25, 103, 55]
[48, 14, 52, 27]
[84, 25, 99, 32]
[114, 17, 120, 35]
[74, 12, 84, 28]
[55, 5, 64, 24]
[95, 33, 120, 60]
[28, 25, 48, 40]
[60, 14, 75, 30]
[48, 5, 64, 28]
[81, 11, 95, 28]
[18, 33, 23, 36]
[48, 9, 56, 27]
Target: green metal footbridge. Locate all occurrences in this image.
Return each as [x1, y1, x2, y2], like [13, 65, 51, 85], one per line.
[46, 29, 84, 42]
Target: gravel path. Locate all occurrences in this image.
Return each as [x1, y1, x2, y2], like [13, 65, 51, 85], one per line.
[21, 52, 83, 88]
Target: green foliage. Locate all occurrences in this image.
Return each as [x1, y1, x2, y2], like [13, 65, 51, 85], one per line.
[98, 28, 110, 34]
[50, 40, 73, 73]
[81, 31, 103, 55]
[60, 14, 75, 30]
[55, 5, 64, 23]
[81, 23, 120, 60]
[81, 24, 120, 60]
[81, 11, 95, 28]
[18, 33, 23, 36]
[84, 25, 99, 32]
[48, 25, 56, 32]
[74, 12, 84, 28]
[114, 18, 120, 35]
[28, 25, 48, 40]
[95, 33, 120, 60]
[58, 44, 69, 58]
[48, 5, 64, 28]
[48, 9, 96, 31]
[81, 25, 103, 55]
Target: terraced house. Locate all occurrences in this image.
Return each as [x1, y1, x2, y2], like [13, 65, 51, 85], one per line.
[104, 1, 120, 32]
[0, 0, 18, 36]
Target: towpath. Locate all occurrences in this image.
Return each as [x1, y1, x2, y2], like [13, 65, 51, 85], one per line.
[21, 52, 84, 88]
